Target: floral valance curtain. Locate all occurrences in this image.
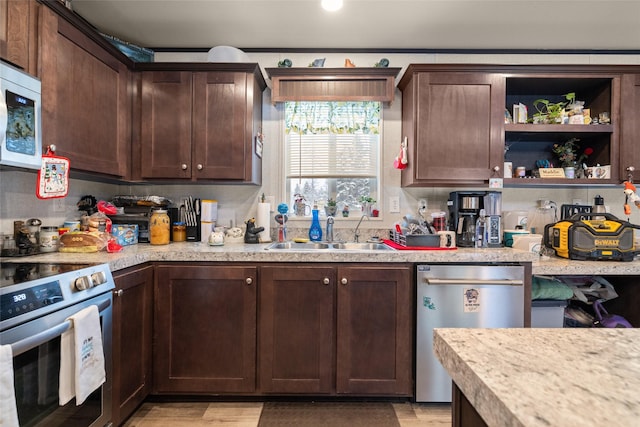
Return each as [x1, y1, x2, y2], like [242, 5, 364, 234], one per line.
[284, 101, 381, 179]
[285, 102, 380, 135]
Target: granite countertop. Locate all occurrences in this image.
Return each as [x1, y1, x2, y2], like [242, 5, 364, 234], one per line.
[433, 328, 640, 427]
[5, 242, 640, 276]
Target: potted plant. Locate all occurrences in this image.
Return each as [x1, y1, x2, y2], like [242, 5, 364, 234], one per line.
[325, 198, 337, 217]
[360, 196, 376, 216]
[552, 138, 593, 179]
[532, 92, 575, 124]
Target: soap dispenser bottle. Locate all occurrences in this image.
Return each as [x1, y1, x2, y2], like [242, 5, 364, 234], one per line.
[309, 206, 323, 241]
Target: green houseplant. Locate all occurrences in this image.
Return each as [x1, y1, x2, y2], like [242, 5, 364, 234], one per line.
[532, 92, 575, 124]
[325, 198, 337, 217]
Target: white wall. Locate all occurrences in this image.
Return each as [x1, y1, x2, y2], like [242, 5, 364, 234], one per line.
[2, 51, 640, 236]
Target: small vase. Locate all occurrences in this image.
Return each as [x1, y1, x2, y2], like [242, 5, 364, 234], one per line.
[325, 205, 337, 217]
[563, 166, 576, 179]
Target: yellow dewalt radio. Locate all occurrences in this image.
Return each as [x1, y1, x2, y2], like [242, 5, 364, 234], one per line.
[544, 213, 640, 261]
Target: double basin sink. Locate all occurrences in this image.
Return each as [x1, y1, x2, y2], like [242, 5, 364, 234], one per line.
[266, 241, 394, 251]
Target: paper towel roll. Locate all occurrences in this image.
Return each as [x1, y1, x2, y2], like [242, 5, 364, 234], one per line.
[256, 203, 271, 243]
[201, 199, 218, 222]
[201, 221, 213, 243]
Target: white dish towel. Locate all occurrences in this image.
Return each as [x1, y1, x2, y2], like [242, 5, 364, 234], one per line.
[0, 344, 19, 427]
[59, 305, 105, 406]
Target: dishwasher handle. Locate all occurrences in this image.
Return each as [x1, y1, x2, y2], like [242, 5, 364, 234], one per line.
[423, 278, 523, 286]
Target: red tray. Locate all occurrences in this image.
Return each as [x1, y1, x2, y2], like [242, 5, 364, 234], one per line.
[383, 239, 457, 251]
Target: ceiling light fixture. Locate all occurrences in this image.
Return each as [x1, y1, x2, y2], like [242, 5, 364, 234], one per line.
[321, 0, 343, 12]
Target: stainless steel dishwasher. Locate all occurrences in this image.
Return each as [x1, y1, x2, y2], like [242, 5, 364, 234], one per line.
[416, 263, 525, 402]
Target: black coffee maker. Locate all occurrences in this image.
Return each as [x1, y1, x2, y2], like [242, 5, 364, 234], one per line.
[448, 191, 502, 247]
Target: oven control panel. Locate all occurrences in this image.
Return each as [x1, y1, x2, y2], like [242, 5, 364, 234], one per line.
[0, 281, 63, 321]
[1, 262, 115, 332]
[73, 271, 108, 291]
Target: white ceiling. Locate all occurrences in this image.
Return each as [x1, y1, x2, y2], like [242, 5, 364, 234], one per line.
[69, 0, 640, 51]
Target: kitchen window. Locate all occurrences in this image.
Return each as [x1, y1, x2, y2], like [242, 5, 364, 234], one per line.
[285, 101, 381, 218]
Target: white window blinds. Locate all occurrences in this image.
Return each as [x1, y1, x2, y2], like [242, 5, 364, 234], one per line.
[285, 101, 380, 179]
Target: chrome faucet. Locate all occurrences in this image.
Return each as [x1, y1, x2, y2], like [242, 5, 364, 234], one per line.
[354, 214, 369, 242]
[326, 216, 335, 242]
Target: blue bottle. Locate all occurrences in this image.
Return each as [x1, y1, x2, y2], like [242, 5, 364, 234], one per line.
[308, 208, 323, 241]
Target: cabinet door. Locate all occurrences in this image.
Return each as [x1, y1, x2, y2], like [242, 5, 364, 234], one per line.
[336, 265, 413, 395]
[39, 9, 130, 178]
[154, 265, 257, 393]
[112, 265, 153, 426]
[403, 72, 504, 186]
[1, 0, 39, 75]
[140, 71, 193, 179]
[259, 265, 335, 394]
[193, 71, 249, 180]
[620, 73, 640, 178]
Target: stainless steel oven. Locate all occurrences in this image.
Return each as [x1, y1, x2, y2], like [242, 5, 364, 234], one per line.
[1, 262, 115, 427]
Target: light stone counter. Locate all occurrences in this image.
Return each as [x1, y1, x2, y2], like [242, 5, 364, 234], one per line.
[434, 328, 640, 427]
[8, 242, 537, 272]
[6, 242, 640, 276]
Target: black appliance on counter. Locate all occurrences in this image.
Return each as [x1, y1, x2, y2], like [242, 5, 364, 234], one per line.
[108, 206, 151, 243]
[108, 206, 180, 243]
[447, 191, 503, 248]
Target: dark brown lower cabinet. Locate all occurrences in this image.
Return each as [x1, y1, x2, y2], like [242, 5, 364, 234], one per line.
[335, 265, 412, 395]
[259, 264, 413, 396]
[259, 265, 335, 394]
[153, 264, 257, 394]
[112, 265, 154, 426]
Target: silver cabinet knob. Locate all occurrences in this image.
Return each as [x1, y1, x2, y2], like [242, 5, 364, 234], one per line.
[341, 278, 348, 285]
[627, 166, 636, 172]
[493, 166, 500, 172]
[181, 164, 188, 170]
[323, 277, 330, 285]
[197, 164, 203, 171]
[246, 277, 253, 285]
[115, 289, 123, 297]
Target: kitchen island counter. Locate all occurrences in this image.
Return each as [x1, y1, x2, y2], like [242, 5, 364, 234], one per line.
[8, 242, 640, 275]
[434, 328, 640, 427]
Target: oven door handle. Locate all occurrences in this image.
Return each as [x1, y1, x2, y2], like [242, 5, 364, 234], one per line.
[10, 298, 111, 357]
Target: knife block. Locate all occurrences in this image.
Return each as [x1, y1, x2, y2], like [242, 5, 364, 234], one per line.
[186, 216, 201, 242]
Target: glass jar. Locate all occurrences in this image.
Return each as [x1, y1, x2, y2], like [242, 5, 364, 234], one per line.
[149, 209, 170, 245]
[39, 226, 59, 252]
[172, 222, 187, 242]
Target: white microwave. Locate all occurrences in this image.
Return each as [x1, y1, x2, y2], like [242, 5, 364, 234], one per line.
[0, 61, 42, 170]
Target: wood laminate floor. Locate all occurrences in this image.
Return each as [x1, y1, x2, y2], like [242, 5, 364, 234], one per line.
[122, 401, 452, 426]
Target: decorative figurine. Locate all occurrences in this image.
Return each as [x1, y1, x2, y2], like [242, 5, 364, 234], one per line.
[374, 58, 390, 67]
[275, 203, 289, 242]
[309, 58, 325, 67]
[345, 58, 356, 67]
[244, 218, 264, 244]
[278, 58, 292, 67]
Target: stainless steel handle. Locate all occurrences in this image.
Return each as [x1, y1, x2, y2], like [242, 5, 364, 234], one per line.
[9, 298, 111, 357]
[341, 278, 348, 285]
[197, 164, 203, 171]
[424, 278, 523, 286]
[323, 277, 330, 285]
[246, 277, 253, 285]
[115, 289, 123, 297]
[181, 163, 188, 170]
